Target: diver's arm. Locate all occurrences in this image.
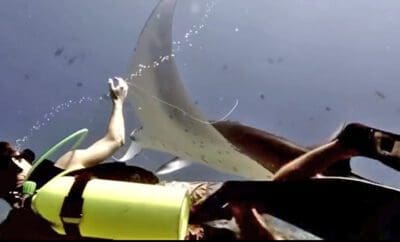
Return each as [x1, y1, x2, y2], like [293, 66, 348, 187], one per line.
[273, 140, 358, 181]
[55, 77, 128, 170]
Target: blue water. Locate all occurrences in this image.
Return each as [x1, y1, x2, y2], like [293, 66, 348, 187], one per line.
[1, 0, 400, 222]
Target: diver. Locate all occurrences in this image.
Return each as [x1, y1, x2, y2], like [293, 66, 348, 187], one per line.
[0, 76, 135, 240]
[1, 77, 400, 240]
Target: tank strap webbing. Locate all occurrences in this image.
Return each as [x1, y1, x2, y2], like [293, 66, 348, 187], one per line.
[59, 173, 92, 237]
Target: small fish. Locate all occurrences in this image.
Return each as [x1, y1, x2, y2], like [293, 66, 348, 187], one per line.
[68, 56, 77, 65]
[375, 90, 386, 99]
[54, 47, 64, 57]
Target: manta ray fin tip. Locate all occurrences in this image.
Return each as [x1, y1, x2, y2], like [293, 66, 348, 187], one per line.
[112, 140, 142, 162]
[155, 157, 193, 175]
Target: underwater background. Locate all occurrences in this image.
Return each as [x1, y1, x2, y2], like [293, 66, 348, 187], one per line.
[1, 0, 400, 221]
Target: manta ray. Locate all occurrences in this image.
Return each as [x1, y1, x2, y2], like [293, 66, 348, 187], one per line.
[116, 0, 359, 180]
[115, 0, 277, 180]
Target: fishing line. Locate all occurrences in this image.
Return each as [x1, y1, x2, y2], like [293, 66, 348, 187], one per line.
[127, 79, 239, 125]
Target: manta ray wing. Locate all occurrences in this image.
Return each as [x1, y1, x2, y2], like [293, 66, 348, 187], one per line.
[125, 0, 272, 180]
[155, 157, 193, 175]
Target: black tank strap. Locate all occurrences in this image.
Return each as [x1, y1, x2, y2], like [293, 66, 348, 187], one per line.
[59, 173, 92, 237]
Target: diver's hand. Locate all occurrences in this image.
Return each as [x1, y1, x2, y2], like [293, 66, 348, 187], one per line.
[230, 202, 282, 240]
[108, 76, 128, 103]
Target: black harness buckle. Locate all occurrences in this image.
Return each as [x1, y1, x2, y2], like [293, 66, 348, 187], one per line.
[59, 173, 92, 237]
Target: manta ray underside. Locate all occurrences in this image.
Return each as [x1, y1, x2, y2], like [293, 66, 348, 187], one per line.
[118, 0, 272, 180]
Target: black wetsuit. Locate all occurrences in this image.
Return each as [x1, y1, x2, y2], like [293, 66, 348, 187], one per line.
[0, 159, 71, 240]
[28, 159, 64, 189]
[0, 160, 158, 240]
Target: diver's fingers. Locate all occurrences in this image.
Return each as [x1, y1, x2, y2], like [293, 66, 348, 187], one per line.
[108, 78, 116, 90]
[250, 208, 268, 231]
[122, 79, 128, 90]
[230, 203, 278, 240]
[250, 207, 282, 240]
[108, 78, 118, 100]
[250, 208, 283, 240]
[114, 76, 124, 86]
[113, 77, 128, 91]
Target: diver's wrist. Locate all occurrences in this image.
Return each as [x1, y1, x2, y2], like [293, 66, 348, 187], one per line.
[112, 99, 124, 108]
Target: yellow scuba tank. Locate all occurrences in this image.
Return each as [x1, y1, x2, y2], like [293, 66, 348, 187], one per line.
[25, 170, 191, 240]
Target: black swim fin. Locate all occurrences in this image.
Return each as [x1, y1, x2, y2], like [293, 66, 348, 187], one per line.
[335, 123, 400, 172]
